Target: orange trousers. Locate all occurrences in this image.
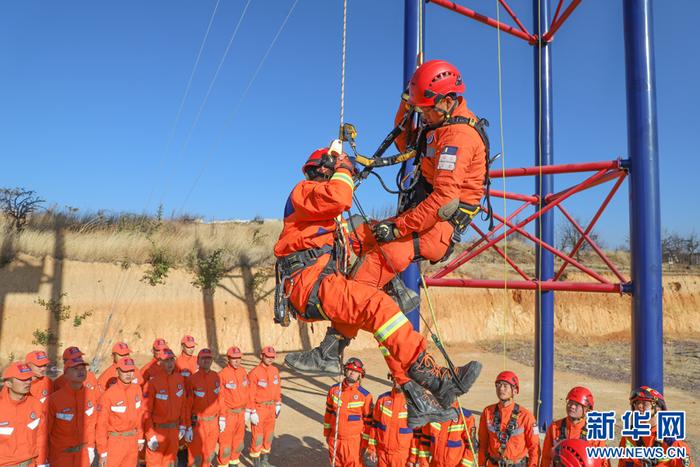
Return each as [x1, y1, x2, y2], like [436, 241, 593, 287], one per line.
[327, 435, 362, 467]
[217, 410, 246, 465]
[377, 449, 410, 467]
[188, 418, 218, 467]
[145, 426, 179, 466]
[104, 434, 139, 466]
[48, 447, 91, 467]
[250, 405, 276, 457]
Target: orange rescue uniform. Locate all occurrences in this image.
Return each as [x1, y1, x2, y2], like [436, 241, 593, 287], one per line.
[54, 371, 98, 393]
[140, 359, 162, 387]
[618, 427, 693, 467]
[142, 371, 189, 466]
[366, 388, 412, 467]
[187, 369, 221, 467]
[175, 354, 197, 379]
[411, 408, 478, 467]
[97, 364, 144, 393]
[44, 383, 98, 466]
[29, 376, 53, 408]
[247, 362, 281, 460]
[0, 387, 46, 466]
[478, 402, 540, 467]
[323, 380, 373, 467]
[95, 380, 144, 467]
[540, 417, 609, 467]
[217, 366, 249, 466]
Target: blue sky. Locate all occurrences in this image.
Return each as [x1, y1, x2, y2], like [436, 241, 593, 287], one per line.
[1, 1, 697, 247]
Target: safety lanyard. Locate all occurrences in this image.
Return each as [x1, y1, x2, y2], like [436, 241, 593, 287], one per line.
[493, 403, 520, 457]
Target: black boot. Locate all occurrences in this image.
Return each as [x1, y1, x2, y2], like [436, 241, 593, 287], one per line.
[402, 380, 459, 429]
[261, 454, 276, 467]
[283, 327, 351, 373]
[408, 351, 482, 409]
[383, 276, 420, 313]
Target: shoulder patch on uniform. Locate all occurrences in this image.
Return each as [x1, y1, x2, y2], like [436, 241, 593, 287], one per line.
[426, 132, 434, 145]
[437, 150, 458, 171]
[461, 407, 472, 417]
[358, 386, 369, 397]
[330, 382, 341, 390]
[283, 195, 295, 218]
[441, 146, 458, 155]
[378, 391, 391, 400]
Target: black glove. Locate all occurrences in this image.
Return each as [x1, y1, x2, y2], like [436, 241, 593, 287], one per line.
[372, 221, 399, 243]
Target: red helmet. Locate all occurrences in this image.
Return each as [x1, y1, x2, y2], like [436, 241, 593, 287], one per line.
[495, 371, 519, 392]
[302, 147, 331, 176]
[567, 386, 594, 410]
[554, 439, 603, 467]
[343, 357, 365, 377]
[408, 60, 465, 107]
[629, 386, 666, 410]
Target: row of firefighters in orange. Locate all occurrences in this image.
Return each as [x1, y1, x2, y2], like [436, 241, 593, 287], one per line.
[0, 336, 281, 467]
[323, 357, 693, 467]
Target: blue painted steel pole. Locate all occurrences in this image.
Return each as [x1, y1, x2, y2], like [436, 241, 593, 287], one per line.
[533, 0, 554, 431]
[401, 0, 424, 330]
[623, 0, 663, 393]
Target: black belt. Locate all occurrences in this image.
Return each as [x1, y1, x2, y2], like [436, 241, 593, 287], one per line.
[487, 455, 528, 467]
[277, 245, 334, 276]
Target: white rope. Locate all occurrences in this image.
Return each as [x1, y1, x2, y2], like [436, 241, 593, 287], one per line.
[339, 0, 348, 129]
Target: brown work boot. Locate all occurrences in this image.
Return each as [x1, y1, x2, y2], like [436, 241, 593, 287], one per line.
[283, 327, 350, 374]
[408, 351, 482, 409]
[402, 380, 458, 429]
[383, 276, 421, 313]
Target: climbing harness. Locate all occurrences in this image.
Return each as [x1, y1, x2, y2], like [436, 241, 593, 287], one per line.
[557, 418, 587, 441]
[487, 403, 528, 467]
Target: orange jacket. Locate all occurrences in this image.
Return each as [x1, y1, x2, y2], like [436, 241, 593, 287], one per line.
[30, 376, 53, 406]
[54, 370, 98, 393]
[323, 380, 373, 446]
[618, 428, 694, 467]
[187, 369, 221, 419]
[44, 383, 98, 464]
[218, 366, 250, 411]
[175, 353, 197, 379]
[97, 363, 144, 393]
[247, 363, 282, 409]
[0, 387, 46, 465]
[367, 388, 412, 456]
[140, 358, 162, 387]
[540, 417, 609, 467]
[95, 379, 144, 454]
[273, 168, 354, 319]
[411, 408, 478, 467]
[478, 402, 540, 467]
[393, 98, 486, 236]
[142, 371, 189, 438]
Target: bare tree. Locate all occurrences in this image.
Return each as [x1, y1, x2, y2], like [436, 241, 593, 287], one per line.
[0, 187, 45, 232]
[558, 219, 601, 261]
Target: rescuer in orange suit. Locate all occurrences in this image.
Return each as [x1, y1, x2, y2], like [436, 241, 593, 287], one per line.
[141, 338, 169, 387]
[186, 348, 221, 467]
[176, 335, 198, 379]
[0, 362, 47, 466]
[44, 356, 98, 467]
[98, 342, 144, 393]
[323, 358, 373, 467]
[365, 373, 413, 467]
[540, 386, 609, 467]
[142, 348, 190, 467]
[618, 386, 693, 467]
[285, 59, 488, 377]
[217, 346, 250, 466]
[247, 346, 281, 467]
[96, 357, 145, 467]
[26, 350, 53, 407]
[410, 400, 478, 467]
[273, 144, 478, 424]
[478, 371, 540, 467]
[54, 346, 98, 392]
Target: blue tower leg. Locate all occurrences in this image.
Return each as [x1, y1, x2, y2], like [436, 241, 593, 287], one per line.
[533, 0, 554, 432]
[623, 0, 663, 392]
[401, 0, 424, 330]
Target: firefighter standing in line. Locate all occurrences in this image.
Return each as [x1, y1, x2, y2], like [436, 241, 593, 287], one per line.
[247, 346, 282, 467]
[0, 362, 47, 466]
[26, 350, 53, 407]
[44, 356, 98, 466]
[478, 371, 540, 467]
[97, 342, 144, 392]
[323, 358, 374, 467]
[217, 346, 250, 466]
[187, 348, 221, 467]
[54, 346, 98, 392]
[618, 386, 693, 467]
[176, 336, 198, 379]
[141, 338, 169, 387]
[142, 348, 191, 466]
[540, 386, 609, 467]
[365, 373, 413, 467]
[95, 357, 145, 466]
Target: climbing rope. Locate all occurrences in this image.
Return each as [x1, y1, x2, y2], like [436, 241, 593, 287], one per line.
[535, 0, 545, 424]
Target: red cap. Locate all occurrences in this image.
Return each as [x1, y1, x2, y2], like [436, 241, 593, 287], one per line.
[64, 357, 89, 369]
[197, 348, 213, 359]
[181, 335, 196, 348]
[261, 346, 276, 358]
[227, 346, 242, 358]
[152, 338, 168, 350]
[2, 362, 34, 381]
[62, 346, 84, 361]
[111, 342, 131, 356]
[156, 348, 176, 361]
[116, 357, 137, 372]
[25, 350, 49, 367]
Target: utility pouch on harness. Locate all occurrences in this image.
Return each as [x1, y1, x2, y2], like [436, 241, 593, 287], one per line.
[431, 201, 480, 264]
